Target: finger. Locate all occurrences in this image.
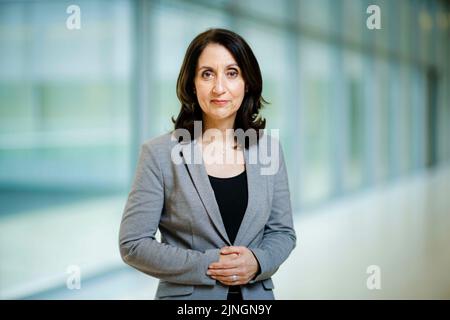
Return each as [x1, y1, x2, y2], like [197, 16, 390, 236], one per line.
[220, 252, 239, 259]
[207, 267, 240, 277]
[209, 260, 239, 269]
[214, 276, 250, 286]
[217, 280, 242, 286]
[220, 246, 243, 255]
[221, 279, 249, 286]
[212, 274, 241, 284]
[216, 279, 236, 286]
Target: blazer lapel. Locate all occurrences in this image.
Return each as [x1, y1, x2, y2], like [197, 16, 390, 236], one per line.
[233, 144, 262, 246]
[181, 140, 231, 245]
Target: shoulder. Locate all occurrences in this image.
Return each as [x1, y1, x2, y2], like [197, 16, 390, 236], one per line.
[254, 131, 287, 177]
[137, 132, 180, 170]
[258, 131, 281, 145]
[254, 130, 284, 155]
[142, 131, 178, 154]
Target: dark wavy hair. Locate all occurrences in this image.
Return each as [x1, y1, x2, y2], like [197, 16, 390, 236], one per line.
[172, 28, 267, 147]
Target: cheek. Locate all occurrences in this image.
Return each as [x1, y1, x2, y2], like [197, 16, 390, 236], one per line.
[229, 83, 245, 100]
[195, 84, 212, 102]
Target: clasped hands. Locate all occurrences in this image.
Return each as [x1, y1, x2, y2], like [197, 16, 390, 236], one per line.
[206, 246, 259, 286]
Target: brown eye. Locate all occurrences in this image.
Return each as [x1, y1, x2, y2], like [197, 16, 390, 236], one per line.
[227, 70, 238, 78]
[201, 70, 214, 79]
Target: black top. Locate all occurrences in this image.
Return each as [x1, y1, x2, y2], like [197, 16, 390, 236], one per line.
[208, 170, 248, 245]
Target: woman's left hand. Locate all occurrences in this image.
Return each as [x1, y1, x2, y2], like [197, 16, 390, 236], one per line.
[207, 246, 259, 286]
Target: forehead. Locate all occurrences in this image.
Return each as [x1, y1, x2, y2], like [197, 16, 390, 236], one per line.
[197, 43, 238, 67]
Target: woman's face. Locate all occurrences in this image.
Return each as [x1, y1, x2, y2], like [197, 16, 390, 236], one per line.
[194, 43, 246, 126]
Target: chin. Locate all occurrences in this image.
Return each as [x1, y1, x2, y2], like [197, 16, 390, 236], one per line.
[212, 112, 235, 120]
[206, 109, 229, 117]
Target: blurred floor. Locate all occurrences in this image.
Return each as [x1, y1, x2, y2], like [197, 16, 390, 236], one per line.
[1, 165, 449, 299]
[276, 164, 450, 299]
[23, 266, 158, 300]
[0, 194, 128, 299]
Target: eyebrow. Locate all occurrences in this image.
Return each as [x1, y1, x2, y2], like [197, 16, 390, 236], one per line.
[198, 63, 239, 70]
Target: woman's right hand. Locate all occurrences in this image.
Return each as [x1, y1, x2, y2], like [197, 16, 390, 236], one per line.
[207, 246, 259, 286]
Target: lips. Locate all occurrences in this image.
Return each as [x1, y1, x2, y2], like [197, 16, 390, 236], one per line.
[211, 99, 229, 106]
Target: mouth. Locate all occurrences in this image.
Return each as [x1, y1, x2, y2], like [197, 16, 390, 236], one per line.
[210, 99, 230, 106]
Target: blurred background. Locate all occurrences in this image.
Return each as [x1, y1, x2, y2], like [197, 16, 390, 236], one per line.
[0, 0, 449, 299]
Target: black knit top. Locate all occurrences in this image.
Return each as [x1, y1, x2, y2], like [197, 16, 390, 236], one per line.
[208, 170, 248, 244]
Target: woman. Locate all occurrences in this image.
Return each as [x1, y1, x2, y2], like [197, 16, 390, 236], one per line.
[119, 28, 296, 300]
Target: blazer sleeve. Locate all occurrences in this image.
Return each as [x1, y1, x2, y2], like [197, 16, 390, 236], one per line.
[119, 142, 219, 286]
[250, 142, 297, 282]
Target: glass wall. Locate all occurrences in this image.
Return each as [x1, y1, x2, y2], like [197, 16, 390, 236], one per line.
[0, 0, 132, 193]
[0, 0, 133, 298]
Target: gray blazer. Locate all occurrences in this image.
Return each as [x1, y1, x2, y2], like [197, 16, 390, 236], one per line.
[119, 131, 296, 300]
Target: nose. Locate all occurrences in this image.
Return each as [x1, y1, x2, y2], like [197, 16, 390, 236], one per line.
[212, 74, 226, 95]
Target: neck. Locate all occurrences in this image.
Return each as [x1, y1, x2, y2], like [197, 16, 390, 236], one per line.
[202, 115, 236, 144]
